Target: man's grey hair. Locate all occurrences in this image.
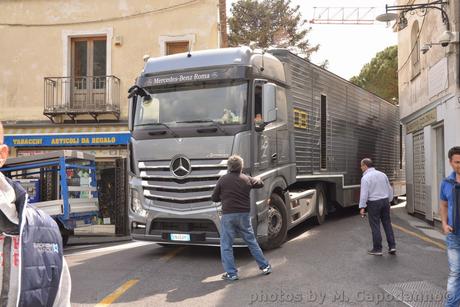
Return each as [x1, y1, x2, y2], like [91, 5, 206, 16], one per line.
[361, 158, 373, 168]
[227, 155, 243, 173]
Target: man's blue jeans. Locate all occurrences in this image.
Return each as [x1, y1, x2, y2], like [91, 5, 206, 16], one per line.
[367, 198, 396, 251]
[220, 212, 269, 276]
[446, 233, 460, 306]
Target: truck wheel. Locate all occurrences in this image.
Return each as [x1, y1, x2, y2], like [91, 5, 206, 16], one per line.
[315, 184, 327, 225]
[61, 234, 69, 246]
[260, 194, 287, 250]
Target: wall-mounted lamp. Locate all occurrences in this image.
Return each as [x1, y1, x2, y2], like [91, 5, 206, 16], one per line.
[376, 0, 450, 31]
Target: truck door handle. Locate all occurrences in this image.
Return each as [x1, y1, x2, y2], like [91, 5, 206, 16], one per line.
[271, 153, 278, 160]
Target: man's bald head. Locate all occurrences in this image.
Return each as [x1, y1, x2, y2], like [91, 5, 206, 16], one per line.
[0, 121, 3, 144]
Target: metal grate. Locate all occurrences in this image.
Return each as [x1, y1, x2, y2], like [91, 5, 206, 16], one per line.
[413, 132, 426, 213]
[150, 219, 218, 233]
[380, 280, 446, 307]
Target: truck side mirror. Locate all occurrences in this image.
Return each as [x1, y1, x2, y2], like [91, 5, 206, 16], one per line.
[263, 83, 277, 123]
[128, 96, 136, 132]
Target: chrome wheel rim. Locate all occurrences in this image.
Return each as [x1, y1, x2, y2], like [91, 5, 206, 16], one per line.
[268, 204, 283, 237]
[318, 192, 325, 218]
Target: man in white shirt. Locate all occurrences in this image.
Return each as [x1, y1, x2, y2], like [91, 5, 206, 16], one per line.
[359, 158, 396, 256]
[0, 122, 71, 306]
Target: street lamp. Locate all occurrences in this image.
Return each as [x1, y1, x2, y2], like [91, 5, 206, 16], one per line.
[376, 0, 450, 31]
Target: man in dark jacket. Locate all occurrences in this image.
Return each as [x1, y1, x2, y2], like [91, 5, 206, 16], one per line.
[0, 122, 71, 307]
[211, 155, 271, 281]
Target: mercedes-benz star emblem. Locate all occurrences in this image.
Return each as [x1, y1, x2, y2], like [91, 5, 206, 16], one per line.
[170, 156, 191, 178]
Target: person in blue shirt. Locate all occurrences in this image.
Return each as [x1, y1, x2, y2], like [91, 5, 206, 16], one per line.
[440, 146, 460, 307]
[359, 158, 396, 256]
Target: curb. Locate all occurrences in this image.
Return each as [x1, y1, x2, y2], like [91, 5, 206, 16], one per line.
[67, 235, 132, 246]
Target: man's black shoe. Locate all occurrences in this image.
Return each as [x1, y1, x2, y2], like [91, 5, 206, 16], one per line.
[221, 273, 239, 281]
[367, 249, 383, 256]
[389, 248, 397, 255]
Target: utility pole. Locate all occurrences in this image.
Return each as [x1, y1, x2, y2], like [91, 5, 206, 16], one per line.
[218, 0, 228, 47]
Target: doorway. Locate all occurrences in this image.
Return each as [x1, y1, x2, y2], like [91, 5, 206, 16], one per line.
[433, 125, 445, 219]
[71, 37, 107, 110]
[413, 131, 426, 213]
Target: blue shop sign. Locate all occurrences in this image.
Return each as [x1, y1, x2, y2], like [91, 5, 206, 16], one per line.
[4, 132, 131, 147]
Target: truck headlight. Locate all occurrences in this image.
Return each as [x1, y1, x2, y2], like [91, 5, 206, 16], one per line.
[131, 190, 148, 217]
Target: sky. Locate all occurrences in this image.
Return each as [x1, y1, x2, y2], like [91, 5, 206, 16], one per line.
[226, 0, 397, 80]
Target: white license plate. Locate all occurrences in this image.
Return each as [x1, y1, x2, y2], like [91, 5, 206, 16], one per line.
[170, 233, 191, 241]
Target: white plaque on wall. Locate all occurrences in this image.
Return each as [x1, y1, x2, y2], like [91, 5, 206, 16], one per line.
[428, 57, 448, 98]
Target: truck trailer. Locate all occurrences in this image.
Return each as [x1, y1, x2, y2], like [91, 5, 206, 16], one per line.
[128, 46, 405, 249]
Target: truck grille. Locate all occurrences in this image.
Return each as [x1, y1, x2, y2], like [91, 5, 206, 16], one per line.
[138, 158, 227, 211]
[150, 218, 218, 233]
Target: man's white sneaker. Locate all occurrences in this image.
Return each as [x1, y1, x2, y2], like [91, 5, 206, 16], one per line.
[262, 264, 272, 275]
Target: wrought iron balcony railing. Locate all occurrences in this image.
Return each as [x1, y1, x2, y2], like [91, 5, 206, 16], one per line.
[44, 75, 120, 122]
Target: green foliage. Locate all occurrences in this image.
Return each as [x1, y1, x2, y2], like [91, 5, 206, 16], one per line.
[228, 0, 317, 58]
[350, 45, 398, 103]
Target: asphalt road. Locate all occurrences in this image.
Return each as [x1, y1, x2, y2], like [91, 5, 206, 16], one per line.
[65, 207, 449, 307]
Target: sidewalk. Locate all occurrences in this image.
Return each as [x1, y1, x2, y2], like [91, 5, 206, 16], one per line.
[390, 200, 446, 249]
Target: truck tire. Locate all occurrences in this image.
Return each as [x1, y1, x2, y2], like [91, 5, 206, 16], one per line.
[315, 184, 327, 225]
[57, 223, 71, 247]
[260, 194, 288, 250]
[61, 234, 69, 247]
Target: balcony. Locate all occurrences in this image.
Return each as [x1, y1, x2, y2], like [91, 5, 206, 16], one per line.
[44, 76, 120, 122]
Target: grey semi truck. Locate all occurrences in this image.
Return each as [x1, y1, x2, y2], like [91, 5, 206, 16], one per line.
[128, 46, 405, 249]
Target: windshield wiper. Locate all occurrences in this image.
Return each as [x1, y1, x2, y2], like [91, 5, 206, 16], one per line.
[136, 123, 180, 138]
[176, 120, 228, 135]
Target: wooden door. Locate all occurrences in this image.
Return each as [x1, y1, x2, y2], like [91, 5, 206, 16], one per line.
[71, 37, 107, 110]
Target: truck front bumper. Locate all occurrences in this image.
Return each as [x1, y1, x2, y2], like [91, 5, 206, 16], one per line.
[130, 208, 248, 247]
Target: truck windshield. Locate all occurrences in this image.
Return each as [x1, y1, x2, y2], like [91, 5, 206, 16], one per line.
[134, 81, 247, 127]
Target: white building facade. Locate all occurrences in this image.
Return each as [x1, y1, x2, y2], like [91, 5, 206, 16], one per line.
[397, 0, 460, 222]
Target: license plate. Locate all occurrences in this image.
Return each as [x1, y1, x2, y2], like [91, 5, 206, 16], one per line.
[170, 233, 191, 241]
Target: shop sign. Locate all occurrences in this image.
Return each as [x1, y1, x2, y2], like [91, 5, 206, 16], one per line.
[4, 132, 131, 147]
[406, 109, 437, 134]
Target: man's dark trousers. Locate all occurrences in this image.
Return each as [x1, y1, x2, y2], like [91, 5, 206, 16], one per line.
[367, 198, 396, 251]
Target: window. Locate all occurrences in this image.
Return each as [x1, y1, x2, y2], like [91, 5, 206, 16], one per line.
[159, 34, 195, 56]
[254, 85, 263, 117]
[72, 37, 107, 79]
[166, 41, 189, 55]
[411, 21, 420, 78]
[399, 124, 403, 169]
[320, 95, 327, 170]
[276, 87, 288, 122]
[71, 37, 107, 109]
[135, 81, 248, 127]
